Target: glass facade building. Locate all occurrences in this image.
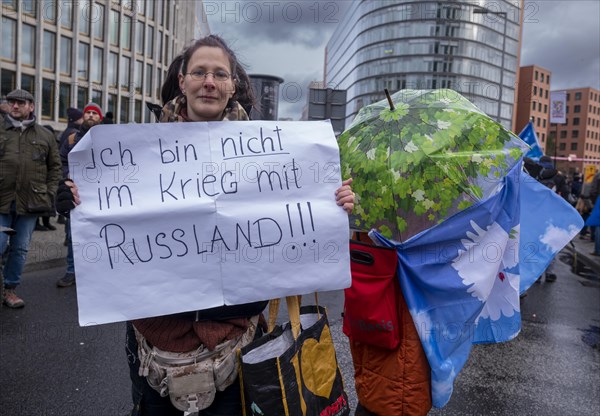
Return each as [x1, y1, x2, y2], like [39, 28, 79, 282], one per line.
[325, 0, 523, 130]
[0, 0, 209, 129]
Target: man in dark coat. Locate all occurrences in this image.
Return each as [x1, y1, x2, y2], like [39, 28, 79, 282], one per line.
[59, 107, 83, 150]
[0, 89, 61, 307]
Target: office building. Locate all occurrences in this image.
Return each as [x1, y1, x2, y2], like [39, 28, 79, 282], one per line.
[1, 0, 209, 130]
[549, 87, 600, 173]
[324, 0, 524, 131]
[515, 65, 551, 150]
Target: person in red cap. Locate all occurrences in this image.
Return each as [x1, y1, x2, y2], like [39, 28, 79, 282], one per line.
[56, 102, 103, 287]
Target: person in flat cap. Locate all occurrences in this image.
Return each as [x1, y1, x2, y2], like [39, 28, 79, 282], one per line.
[56, 102, 104, 288]
[0, 89, 61, 308]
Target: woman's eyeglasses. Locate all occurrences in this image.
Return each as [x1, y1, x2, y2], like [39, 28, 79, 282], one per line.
[187, 69, 231, 81]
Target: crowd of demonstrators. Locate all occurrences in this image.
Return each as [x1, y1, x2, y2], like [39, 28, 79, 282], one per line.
[56, 34, 355, 415]
[55, 103, 104, 288]
[588, 170, 600, 256]
[0, 89, 61, 308]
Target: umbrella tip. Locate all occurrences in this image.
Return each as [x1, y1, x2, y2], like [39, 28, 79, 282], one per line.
[384, 89, 395, 111]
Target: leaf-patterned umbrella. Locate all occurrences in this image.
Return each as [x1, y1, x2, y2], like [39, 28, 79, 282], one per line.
[339, 89, 529, 242]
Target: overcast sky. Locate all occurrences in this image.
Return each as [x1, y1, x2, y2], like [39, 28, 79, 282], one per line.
[205, 1, 600, 121]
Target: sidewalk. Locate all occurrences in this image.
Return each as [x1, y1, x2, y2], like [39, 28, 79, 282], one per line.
[566, 232, 600, 274]
[23, 216, 67, 273]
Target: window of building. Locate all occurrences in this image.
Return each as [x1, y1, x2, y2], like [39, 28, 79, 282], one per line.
[572, 130, 579, 139]
[1, 18, 16, 61]
[540, 88, 544, 97]
[157, 32, 163, 64]
[560, 131, 567, 139]
[575, 92, 582, 100]
[77, 86, 88, 109]
[543, 119, 546, 128]
[92, 47, 103, 83]
[122, 17, 132, 50]
[573, 117, 580, 125]
[545, 90, 548, 99]
[546, 75, 551, 84]
[532, 101, 536, 111]
[43, 31, 56, 71]
[91, 89, 102, 105]
[60, 1, 73, 29]
[59, 83, 71, 120]
[571, 142, 577, 150]
[135, 99, 142, 122]
[147, 26, 154, 58]
[78, 42, 89, 79]
[92, 3, 105, 40]
[121, 56, 131, 89]
[559, 143, 566, 150]
[22, 24, 35, 66]
[79, 0, 90, 35]
[544, 104, 548, 113]
[534, 71, 538, 80]
[156, 67, 162, 98]
[0, 69, 17, 95]
[166, 3, 170, 30]
[107, 94, 117, 116]
[574, 105, 581, 113]
[108, 52, 118, 87]
[135, 60, 143, 93]
[120, 96, 130, 123]
[157, 0, 164, 25]
[541, 133, 545, 142]
[42, 0, 56, 23]
[109, 10, 120, 45]
[136, 21, 144, 53]
[533, 86, 537, 95]
[77, 87, 89, 108]
[21, 73, 34, 95]
[41, 78, 55, 119]
[541, 73, 544, 82]
[566, 106, 569, 114]
[538, 102, 542, 111]
[146, 0, 154, 20]
[60, 36, 72, 75]
[536, 118, 540, 127]
[22, 0, 36, 16]
[146, 63, 153, 96]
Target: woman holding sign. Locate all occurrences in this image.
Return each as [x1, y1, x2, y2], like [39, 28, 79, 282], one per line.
[57, 35, 354, 415]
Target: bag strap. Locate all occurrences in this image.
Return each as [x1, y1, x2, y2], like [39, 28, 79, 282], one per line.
[267, 294, 320, 338]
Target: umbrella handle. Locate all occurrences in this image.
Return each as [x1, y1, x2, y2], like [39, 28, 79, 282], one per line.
[384, 89, 395, 111]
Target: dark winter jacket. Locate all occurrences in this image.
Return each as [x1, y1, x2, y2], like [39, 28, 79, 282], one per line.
[0, 114, 62, 214]
[59, 123, 92, 178]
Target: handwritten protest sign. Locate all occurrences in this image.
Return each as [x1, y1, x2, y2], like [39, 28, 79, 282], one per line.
[69, 121, 351, 325]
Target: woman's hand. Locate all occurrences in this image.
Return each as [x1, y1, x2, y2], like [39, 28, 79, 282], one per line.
[56, 180, 81, 216]
[336, 178, 355, 214]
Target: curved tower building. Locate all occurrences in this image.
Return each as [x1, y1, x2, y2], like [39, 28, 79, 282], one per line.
[325, 0, 523, 130]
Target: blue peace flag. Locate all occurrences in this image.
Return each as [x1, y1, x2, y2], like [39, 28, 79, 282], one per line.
[518, 171, 584, 292]
[518, 121, 543, 161]
[371, 163, 521, 407]
[371, 164, 584, 407]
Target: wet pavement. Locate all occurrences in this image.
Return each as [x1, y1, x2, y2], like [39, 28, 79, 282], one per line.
[1, 218, 599, 415]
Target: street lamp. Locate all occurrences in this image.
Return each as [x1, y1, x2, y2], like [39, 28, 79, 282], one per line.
[474, 7, 508, 126]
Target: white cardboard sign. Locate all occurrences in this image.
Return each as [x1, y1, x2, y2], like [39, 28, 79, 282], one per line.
[69, 121, 351, 326]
